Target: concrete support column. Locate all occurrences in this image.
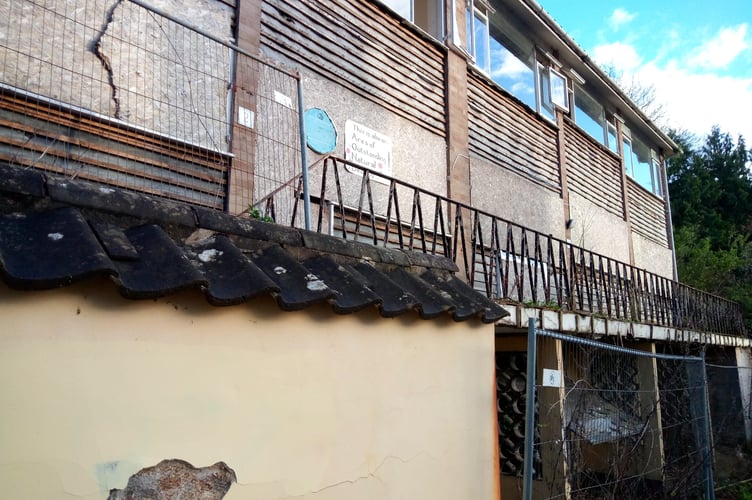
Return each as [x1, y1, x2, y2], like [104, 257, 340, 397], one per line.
[534, 336, 570, 500]
[633, 342, 666, 481]
[444, 0, 472, 279]
[736, 347, 752, 443]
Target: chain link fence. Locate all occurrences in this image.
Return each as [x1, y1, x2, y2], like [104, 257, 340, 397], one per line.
[0, 0, 303, 216]
[502, 321, 717, 499]
[706, 353, 752, 499]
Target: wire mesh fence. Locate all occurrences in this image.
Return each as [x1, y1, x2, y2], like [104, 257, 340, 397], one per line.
[507, 323, 717, 499]
[0, 0, 302, 215]
[706, 354, 752, 499]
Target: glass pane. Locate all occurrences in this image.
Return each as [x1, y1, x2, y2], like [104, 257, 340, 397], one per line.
[652, 159, 663, 196]
[487, 6, 536, 109]
[623, 138, 633, 177]
[550, 70, 568, 110]
[489, 39, 535, 108]
[384, 0, 412, 20]
[631, 136, 654, 192]
[538, 64, 554, 121]
[607, 121, 619, 154]
[474, 12, 490, 72]
[574, 86, 606, 145]
[413, 0, 443, 39]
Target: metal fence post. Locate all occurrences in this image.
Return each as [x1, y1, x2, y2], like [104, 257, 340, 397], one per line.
[688, 351, 716, 499]
[699, 351, 716, 500]
[523, 317, 538, 500]
[296, 77, 311, 231]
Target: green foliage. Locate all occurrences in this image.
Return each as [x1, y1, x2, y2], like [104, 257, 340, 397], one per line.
[246, 205, 274, 223]
[668, 127, 752, 329]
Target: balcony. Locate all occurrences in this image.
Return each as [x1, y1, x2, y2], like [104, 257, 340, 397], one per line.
[265, 156, 744, 339]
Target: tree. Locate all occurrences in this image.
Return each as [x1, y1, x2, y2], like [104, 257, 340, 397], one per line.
[602, 64, 667, 127]
[668, 127, 752, 328]
[669, 127, 752, 249]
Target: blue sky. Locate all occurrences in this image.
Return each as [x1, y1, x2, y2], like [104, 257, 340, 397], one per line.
[536, 0, 752, 143]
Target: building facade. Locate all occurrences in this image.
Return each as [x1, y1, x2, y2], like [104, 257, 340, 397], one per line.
[1, 1, 751, 499]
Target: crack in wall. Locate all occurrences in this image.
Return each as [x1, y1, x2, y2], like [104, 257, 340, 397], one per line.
[283, 455, 415, 499]
[91, 0, 124, 119]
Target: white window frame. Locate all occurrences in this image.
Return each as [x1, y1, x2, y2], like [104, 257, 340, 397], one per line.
[465, 0, 491, 72]
[549, 68, 569, 112]
[382, 0, 445, 40]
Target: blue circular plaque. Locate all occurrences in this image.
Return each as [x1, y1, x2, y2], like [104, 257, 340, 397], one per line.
[304, 108, 337, 154]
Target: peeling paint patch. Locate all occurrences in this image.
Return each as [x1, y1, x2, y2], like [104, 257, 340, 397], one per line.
[273, 266, 287, 275]
[107, 459, 236, 500]
[47, 232, 64, 241]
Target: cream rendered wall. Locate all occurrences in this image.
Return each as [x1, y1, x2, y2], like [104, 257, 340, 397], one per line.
[0, 280, 498, 500]
[632, 231, 674, 279]
[470, 157, 566, 239]
[302, 73, 448, 197]
[568, 192, 631, 262]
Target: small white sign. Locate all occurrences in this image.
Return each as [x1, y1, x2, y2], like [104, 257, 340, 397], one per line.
[542, 368, 561, 387]
[344, 120, 392, 183]
[274, 90, 293, 109]
[237, 106, 254, 129]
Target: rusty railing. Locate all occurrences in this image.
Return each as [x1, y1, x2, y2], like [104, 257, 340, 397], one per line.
[276, 156, 746, 336]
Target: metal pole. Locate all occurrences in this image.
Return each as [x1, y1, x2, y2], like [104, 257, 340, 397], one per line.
[699, 351, 716, 500]
[523, 317, 538, 500]
[297, 78, 311, 231]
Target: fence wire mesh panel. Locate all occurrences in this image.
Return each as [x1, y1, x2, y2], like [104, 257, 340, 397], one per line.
[0, 0, 302, 216]
[705, 350, 752, 499]
[519, 325, 715, 499]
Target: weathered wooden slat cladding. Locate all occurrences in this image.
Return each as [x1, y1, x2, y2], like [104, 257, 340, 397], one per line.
[0, 91, 228, 209]
[260, 0, 446, 136]
[467, 73, 561, 192]
[279, 157, 746, 336]
[563, 120, 624, 218]
[628, 179, 669, 246]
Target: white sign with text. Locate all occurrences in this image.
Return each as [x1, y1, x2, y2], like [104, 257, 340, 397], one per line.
[344, 120, 392, 183]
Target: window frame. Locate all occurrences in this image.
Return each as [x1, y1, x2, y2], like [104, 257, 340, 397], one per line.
[382, 0, 445, 40]
[622, 127, 664, 198]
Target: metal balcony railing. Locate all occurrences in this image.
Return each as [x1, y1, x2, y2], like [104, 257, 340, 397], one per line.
[272, 156, 746, 337]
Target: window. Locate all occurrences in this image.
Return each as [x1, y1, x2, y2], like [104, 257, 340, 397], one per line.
[536, 62, 555, 121]
[382, 0, 444, 39]
[466, 1, 562, 121]
[574, 85, 607, 145]
[487, 8, 536, 110]
[606, 118, 619, 154]
[549, 68, 568, 111]
[466, 5, 490, 72]
[623, 128, 663, 196]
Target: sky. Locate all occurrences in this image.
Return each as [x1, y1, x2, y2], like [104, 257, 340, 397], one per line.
[536, 0, 752, 144]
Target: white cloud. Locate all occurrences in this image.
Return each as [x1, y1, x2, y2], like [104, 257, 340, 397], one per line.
[688, 24, 750, 70]
[642, 62, 752, 141]
[608, 8, 636, 32]
[592, 40, 752, 141]
[592, 42, 643, 72]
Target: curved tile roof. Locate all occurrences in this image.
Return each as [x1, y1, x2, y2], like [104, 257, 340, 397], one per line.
[0, 162, 508, 323]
